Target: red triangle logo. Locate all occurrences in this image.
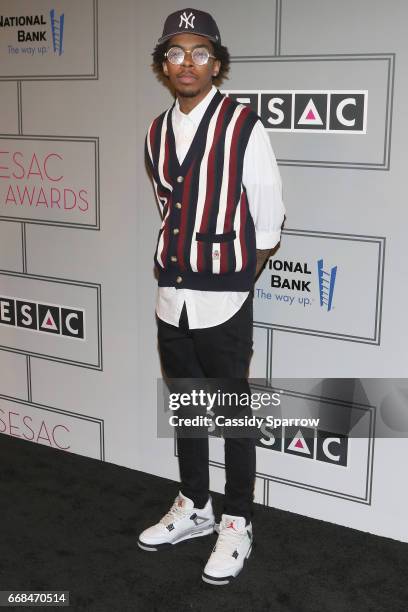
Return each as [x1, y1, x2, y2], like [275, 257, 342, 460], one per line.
[295, 439, 304, 449]
[306, 109, 315, 120]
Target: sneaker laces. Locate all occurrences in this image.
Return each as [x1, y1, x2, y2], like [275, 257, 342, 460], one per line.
[214, 522, 247, 559]
[159, 499, 191, 527]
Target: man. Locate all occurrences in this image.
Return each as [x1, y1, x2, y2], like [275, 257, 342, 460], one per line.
[138, 8, 285, 585]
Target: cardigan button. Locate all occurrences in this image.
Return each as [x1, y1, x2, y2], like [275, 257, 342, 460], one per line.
[176, 276, 183, 284]
[170, 255, 178, 262]
[176, 176, 184, 183]
[175, 202, 182, 209]
[173, 228, 179, 235]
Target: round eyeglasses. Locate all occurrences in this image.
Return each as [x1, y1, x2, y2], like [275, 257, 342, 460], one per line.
[164, 46, 216, 66]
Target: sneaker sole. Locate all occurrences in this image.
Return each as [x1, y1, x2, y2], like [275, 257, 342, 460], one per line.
[138, 524, 215, 552]
[201, 542, 253, 585]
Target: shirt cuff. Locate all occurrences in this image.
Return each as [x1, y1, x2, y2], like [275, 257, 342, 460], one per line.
[256, 230, 281, 250]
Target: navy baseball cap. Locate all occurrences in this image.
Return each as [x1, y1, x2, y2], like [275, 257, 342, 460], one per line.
[158, 8, 221, 44]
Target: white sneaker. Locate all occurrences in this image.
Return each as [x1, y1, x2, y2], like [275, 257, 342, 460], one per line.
[202, 514, 253, 585]
[138, 491, 215, 551]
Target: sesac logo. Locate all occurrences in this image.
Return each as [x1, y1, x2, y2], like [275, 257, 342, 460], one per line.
[223, 91, 368, 133]
[179, 11, 195, 29]
[0, 296, 85, 340]
[257, 425, 348, 467]
[318, 259, 337, 312]
[50, 9, 64, 55]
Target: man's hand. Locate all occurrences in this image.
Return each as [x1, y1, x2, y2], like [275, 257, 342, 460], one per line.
[255, 248, 272, 281]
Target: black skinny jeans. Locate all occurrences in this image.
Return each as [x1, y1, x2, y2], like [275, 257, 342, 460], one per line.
[157, 293, 256, 524]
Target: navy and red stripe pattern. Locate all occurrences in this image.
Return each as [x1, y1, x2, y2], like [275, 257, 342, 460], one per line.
[145, 91, 259, 291]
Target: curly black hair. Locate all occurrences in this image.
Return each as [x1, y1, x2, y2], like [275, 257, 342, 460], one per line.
[151, 40, 230, 85]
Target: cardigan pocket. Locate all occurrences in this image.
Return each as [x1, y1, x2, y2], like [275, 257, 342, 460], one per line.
[195, 230, 237, 274]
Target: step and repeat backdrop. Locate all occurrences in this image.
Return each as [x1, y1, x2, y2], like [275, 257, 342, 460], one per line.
[1, 0, 407, 542]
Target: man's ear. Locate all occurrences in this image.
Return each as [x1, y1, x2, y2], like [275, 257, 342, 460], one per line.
[162, 61, 169, 76]
[212, 59, 221, 78]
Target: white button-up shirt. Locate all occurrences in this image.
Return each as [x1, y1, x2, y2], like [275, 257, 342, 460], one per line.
[156, 86, 285, 329]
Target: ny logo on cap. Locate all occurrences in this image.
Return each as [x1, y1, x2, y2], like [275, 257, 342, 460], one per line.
[179, 11, 195, 29]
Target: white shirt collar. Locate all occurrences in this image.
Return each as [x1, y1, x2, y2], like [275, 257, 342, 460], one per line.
[173, 85, 218, 128]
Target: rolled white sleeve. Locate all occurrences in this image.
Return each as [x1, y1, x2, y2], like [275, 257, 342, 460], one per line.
[242, 119, 286, 250]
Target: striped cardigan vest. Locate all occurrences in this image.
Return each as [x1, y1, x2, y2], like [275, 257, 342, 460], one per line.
[145, 90, 259, 291]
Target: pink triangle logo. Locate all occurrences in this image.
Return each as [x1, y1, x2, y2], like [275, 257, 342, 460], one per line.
[40, 308, 58, 332]
[298, 99, 324, 126]
[287, 429, 312, 455]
